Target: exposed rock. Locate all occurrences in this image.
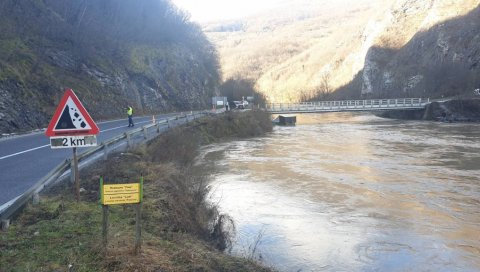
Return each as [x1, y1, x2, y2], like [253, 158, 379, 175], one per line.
[377, 99, 480, 122]
[46, 50, 76, 70]
[0, 87, 49, 133]
[359, 0, 480, 98]
[207, 0, 479, 102]
[0, 0, 220, 133]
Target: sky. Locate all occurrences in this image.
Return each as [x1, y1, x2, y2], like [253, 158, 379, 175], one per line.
[172, 0, 285, 22]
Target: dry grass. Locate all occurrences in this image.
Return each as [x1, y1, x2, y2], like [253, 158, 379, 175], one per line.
[0, 112, 273, 272]
[206, 0, 480, 102]
[206, 0, 392, 102]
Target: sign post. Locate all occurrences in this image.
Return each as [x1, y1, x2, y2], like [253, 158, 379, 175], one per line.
[100, 176, 144, 255]
[73, 147, 80, 201]
[45, 89, 99, 201]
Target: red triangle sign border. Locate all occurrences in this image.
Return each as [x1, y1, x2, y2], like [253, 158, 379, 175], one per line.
[45, 89, 99, 137]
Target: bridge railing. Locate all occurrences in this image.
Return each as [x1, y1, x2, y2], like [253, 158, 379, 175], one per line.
[0, 111, 215, 229]
[266, 98, 430, 112]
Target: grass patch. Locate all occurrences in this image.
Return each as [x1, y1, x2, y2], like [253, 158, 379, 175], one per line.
[0, 199, 102, 271]
[0, 111, 273, 271]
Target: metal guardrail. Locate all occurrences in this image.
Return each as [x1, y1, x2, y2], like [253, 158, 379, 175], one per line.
[266, 98, 430, 113]
[0, 111, 212, 228]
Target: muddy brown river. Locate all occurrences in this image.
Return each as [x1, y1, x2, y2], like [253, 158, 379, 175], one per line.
[198, 112, 480, 271]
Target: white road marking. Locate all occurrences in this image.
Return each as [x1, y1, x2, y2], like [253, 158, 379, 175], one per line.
[0, 144, 50, 160]
[100, 120, 152, 132]
[0, 119, 155, 160]
[101, 125, 129, 133]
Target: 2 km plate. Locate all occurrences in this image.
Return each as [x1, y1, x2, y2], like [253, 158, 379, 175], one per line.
[50, 135, 97, 149]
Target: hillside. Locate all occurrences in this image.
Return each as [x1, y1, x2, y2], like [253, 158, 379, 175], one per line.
[338, 0, 480, 99]
[0, 0, 220, 133]
[205, 0, 480, 102]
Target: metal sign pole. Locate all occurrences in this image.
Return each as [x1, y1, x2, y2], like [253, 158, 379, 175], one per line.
[134, 203, 141, 255]
[100, 176, 143, 254]
[102, 205, 109, 255]
[73, 147, 80, 202]
[134, 176, 144, 255]
[100, 176, 108, 255]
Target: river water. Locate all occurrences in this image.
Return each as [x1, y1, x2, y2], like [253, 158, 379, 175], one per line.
[198, 112, 480, 271]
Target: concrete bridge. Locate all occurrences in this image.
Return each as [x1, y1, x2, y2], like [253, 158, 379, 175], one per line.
[266, 98, 430, 114]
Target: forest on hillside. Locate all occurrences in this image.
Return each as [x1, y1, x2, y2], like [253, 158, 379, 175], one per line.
[0, 0, 220, 133]
[206, 0, 480, 102]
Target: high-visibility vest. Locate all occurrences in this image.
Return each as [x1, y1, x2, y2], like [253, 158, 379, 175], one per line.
[127, 107, 133, 116]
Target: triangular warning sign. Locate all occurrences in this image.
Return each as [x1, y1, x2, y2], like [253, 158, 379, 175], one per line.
[45, 89, 99, 137]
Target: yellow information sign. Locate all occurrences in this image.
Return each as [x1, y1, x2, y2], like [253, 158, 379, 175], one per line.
[102, 183, 140, 205]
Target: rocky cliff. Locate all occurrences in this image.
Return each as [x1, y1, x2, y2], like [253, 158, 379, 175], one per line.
[318, 0, 480, 100]
[205, 0, 392, 102]
[205, 0, 479, 102]
[353, 0, 480, 99]
[0, 0, 220, 133]
[376, 99, 480, 122]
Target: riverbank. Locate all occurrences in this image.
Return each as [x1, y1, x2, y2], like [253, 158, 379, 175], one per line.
[198, 112, 480, 271]
[376, 98, 480, 122]
[0, 110, 273, 271]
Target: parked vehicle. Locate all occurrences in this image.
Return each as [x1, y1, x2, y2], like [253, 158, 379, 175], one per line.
[232, 100, 248, 109]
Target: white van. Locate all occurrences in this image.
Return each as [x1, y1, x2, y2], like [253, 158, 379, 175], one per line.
[233, 100, 248, 109]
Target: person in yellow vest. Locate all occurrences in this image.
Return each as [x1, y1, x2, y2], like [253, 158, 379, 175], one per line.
[126, 106, 134, 127]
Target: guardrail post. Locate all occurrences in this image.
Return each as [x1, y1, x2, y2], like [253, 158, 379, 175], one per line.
[156, 123, 160, 133]
[103, 143, 109, 161]
[32, 193, 40, 205]
[125, 132, 131, 149]
[143, 127, 148, 140]
[167, 119, 170, 128]
[1, 219, 10, 231]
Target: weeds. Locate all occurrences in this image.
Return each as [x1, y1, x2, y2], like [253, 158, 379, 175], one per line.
[0, 111, 273, 271]
[248, 227, 267, 261]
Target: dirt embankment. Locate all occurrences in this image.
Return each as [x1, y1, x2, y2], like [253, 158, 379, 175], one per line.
[0, 111, 274, 272]
[376, 99, 480, 122]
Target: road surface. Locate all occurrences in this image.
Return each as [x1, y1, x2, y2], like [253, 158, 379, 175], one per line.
[0, 114, 174, 207]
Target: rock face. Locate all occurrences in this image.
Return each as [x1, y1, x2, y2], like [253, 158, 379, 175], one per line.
[0, 87, 48, 131]
[340, 0, 480, 99]
[206, 0, 479, 103]
[205, 0, 393, 102]
[0, 0, 220, 133]
[376, 99, 480, 122]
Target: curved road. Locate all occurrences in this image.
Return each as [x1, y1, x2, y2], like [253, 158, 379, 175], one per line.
[0, 114, 175, 207]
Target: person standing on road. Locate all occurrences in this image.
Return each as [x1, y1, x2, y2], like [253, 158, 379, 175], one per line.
[127, 106, 134, 127]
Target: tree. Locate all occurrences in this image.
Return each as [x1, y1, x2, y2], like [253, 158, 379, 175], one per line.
[314, 73, 331, 100]
[220, 77, 267, 106]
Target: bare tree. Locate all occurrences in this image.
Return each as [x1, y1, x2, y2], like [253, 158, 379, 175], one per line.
[314, 73, 331, 100]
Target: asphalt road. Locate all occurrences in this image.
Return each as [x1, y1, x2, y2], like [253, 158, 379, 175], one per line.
[0, 114, 175, 206]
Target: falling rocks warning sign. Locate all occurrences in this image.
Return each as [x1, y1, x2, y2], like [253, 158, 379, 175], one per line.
[45, 89, 99, 137]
